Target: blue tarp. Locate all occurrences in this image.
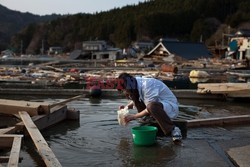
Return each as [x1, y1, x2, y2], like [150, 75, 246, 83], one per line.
[229, 40, 238, 51]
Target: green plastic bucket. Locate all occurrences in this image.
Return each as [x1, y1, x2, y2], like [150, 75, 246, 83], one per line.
[131, 126, 158, 146]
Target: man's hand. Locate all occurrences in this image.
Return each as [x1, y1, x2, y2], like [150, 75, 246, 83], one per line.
[119, 105, 125, 110]
[118, 101, 134, 110]
[124, 114, 136, 123]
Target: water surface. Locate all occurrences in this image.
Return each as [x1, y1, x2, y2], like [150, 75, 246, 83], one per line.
[12, 97, 250, 167]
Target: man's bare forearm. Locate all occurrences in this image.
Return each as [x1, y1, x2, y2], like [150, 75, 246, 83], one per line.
[134, 109, 149, 119]
[126, 101, 134, 109]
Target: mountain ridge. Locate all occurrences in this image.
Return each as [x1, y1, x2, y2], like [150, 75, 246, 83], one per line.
[0, 4, 60, 50]
[2, 0, 250, 54]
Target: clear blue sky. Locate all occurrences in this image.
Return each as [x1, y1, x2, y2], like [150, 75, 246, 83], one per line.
[0, 0, 146, 15]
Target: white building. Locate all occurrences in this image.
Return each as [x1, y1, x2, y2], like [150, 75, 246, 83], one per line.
[82, 40, 107, 51]
[228, 30, 250, 60]
[48, 47, 63, 55]
[132, 41, 154, 53]
[70, 40, 122, 60]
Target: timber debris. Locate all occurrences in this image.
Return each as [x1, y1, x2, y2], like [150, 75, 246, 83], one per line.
[0, 96, 81, 166]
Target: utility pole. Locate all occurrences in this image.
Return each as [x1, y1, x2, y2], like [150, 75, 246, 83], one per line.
[228, 26, 231, 45]
[20, 40, 23, 55]
[41, 39, 44, 55]
[222, 33, 224, 49]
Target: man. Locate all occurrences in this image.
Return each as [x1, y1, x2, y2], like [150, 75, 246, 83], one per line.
[118, 72, 182, 142]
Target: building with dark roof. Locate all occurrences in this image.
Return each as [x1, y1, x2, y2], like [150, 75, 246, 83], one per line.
[234, 29, 250, 37]
[146, 39, 211, 61]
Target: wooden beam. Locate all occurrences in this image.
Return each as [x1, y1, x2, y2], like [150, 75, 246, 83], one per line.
[19, 111, 62, 167]
[198, 83, 250, 93]
[49, 95, 83, 108]
[32, 105, 67, 130]
[0, 156, 10, 163]
[187, 115, 250, 128]
[227, 145, 250, 167]
[0, 99, 50, 116]
[8, 136, 23, 167]
[197, 83, 250, 98]
[16, 105, 68, 134]
[0, 127, 16, 135]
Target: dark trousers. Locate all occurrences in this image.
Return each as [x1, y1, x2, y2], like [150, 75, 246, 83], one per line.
[133, 100, 175, 135]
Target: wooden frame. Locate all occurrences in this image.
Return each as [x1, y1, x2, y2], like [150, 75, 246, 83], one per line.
[0, 135, 23, 167]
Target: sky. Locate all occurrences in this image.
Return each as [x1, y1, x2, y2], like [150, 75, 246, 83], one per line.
[0, 0, 146, 15]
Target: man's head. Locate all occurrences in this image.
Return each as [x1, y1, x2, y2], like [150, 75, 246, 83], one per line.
[117, 73, 137, 99]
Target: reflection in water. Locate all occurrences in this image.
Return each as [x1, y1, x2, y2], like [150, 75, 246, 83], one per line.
[131, 144, 175, 166]
[44, 120, 80, 137]
[22, 139, 46, 167]
[189, 77, 209, 84]
[117, 137, 175, 167]
[89, 97, 102, 104]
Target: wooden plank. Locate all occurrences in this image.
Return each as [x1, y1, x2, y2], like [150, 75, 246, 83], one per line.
[0, 127, 16, 135]
[0, 156, 10, 163]
[198, 83, 250, 93]
[0, 99, 50, 116]
[227, 145, 250, 167]
[19, 111, 62, 167]
[173, 89, 223, 99]
[49, 95, 83, 108]
[8, 136, 23, 167]
[32, 105, 67, 130]
[187, 115, 250, 128]
[197, 83, 250, 97]
[176, 115, 194, 120]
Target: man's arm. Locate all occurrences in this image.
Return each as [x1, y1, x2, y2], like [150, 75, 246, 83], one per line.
[126, 101, 134, 109]
[119, 101, 134, 110]
[124, 108, 149, 123]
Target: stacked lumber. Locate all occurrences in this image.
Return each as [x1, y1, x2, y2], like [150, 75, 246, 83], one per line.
[197, 83, 250, 98]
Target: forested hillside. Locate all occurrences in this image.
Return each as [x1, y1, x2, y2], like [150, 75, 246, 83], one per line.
[0, 4, 60, 51]
[8, 0, 250, 54]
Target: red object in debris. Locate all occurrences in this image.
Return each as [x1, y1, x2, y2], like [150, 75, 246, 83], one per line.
[161, 64, 178, 73]
[69, 68, 79, 73]
[86, 77, 96, 82]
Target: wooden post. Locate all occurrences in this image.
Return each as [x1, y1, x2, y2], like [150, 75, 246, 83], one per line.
[19, 111, 62, 167]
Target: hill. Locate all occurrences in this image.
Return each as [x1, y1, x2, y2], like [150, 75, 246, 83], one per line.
[0, 4, 60, 50]
[8, 0, 250, 54]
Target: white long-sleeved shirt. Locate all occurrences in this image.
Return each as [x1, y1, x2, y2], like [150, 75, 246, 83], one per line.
[135, 77, 179, 118]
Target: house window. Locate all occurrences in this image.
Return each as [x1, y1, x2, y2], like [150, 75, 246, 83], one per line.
[102, 54, 109, 59]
